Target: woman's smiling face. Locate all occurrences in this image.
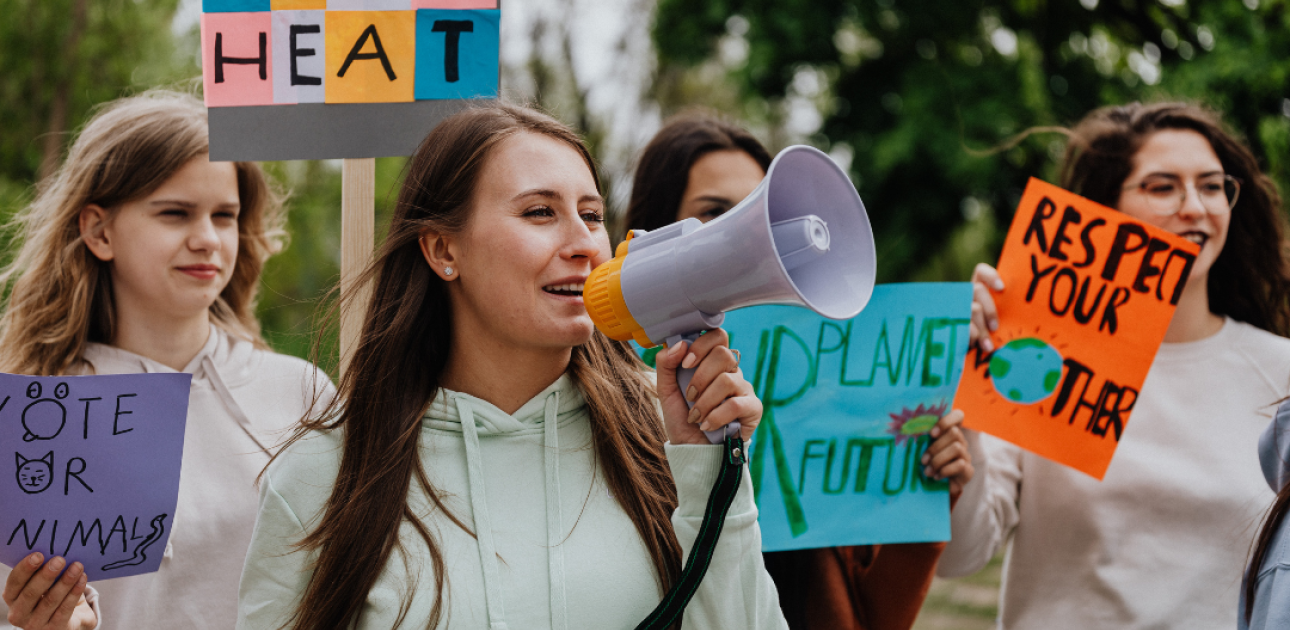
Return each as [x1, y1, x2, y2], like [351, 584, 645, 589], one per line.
[443, 131, 611, 352]
[1116, 128, 1231, 284]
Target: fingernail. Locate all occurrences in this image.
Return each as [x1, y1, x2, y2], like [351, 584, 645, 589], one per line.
[49, 556, 65, 571]
[988, 319, 998, 332]
[668, 343, 685, 358]
[67, 562, 83, 578]
[28, 552, 43, 566]
[686, 386, 697, 402]
[993, 279, 1004, 291]
[687, 407, 700, 424]
[921, 453, 929, 464]
[681, 353, 698, 369]
[924, 466, 933, 478]
[982, 339, 994, 353]
[931, 427, 941, 438]
[699, 422, 712, 432]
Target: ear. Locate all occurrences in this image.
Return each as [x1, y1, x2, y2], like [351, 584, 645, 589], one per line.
[40, 452, 53, 466]
[79, 204, 115, 262]
[418, 230, 460, 281]
[15, 452, 24, 467]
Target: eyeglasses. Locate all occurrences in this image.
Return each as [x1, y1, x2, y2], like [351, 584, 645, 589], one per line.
[1121, 173, 1241, 216]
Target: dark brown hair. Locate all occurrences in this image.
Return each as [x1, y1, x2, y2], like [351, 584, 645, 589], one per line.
[623, 113, 772, 235]
[0, 90, 284, 376]
[1059, 101, 1290, 336]
[283, 104, 681, 629]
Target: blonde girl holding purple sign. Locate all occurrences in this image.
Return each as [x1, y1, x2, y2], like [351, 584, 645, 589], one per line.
[0, 91, 330, 630]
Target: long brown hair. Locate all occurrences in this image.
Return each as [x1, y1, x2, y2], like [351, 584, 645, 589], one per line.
[623, 113, 772, 236]
[0, 90, 284, 375]
[284, 104, 681, 629]
[1058, 101, 1290, 336]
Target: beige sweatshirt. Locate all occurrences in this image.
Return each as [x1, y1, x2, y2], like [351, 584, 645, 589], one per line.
[939, 318, 1290, 628]
[1, 326, 331, 630]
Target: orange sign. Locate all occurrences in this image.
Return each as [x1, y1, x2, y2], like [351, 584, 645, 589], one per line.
[954, 178, 1201, 479]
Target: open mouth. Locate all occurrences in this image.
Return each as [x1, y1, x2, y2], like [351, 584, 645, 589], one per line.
[1180, 231, 1208, 247]
[543, 283, 585, 297]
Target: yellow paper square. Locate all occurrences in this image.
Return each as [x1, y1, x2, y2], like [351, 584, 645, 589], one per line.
[272, 0, 326, 8]
[325, 11, 416, 103]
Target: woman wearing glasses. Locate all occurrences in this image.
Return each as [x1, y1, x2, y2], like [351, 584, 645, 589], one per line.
[939, 102, 1290, 628]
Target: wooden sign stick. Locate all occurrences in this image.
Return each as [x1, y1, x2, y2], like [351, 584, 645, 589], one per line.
[340, 158, 375, 376]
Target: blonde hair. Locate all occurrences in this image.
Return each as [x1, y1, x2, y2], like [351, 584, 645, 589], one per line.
[0, 90, 286, 375]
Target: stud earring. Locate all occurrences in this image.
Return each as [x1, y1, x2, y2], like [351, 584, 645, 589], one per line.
[444, 266, 454, 276]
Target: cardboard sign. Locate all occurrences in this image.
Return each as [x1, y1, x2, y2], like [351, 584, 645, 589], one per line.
[642, 283, 972, 549]
[1, 374, 191, 580]
[200, 1, 499, 160]
[954, 178, 1200, 479]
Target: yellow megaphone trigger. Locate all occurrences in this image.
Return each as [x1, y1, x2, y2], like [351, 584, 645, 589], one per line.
[584, 232, 657, 348]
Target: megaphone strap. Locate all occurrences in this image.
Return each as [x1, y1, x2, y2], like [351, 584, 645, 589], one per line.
[635, 435, 747, 630]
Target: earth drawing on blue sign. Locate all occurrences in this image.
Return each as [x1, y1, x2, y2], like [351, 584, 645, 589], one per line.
[988, 337, 1064, 404]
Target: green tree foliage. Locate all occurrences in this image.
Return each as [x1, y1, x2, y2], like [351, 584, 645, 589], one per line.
[0, 0, 189, 184]
[653, 0, 1290, 281]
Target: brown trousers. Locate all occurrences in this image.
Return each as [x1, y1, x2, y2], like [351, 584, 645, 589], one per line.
[763, 542, 946, 630]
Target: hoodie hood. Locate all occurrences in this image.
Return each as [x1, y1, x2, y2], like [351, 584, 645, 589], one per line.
[82, 324, 270, 454]
[423, 373, 586, 435]
[1259, 399, 1290, 492]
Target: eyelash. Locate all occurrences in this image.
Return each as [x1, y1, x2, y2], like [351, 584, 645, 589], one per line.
[524, 206, 605, 223]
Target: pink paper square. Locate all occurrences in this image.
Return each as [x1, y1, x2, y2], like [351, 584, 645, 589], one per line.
[412, 0, 497, 8]
[202, 12, 276, 107]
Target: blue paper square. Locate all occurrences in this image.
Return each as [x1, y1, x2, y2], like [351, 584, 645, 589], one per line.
[203, 0, 270, 11]
[415, 9, 499, 100]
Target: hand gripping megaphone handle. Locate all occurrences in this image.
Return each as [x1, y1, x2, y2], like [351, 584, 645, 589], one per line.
[667, 332, 741, 444]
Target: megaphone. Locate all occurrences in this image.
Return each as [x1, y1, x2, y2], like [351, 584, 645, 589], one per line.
[584, 145, 876, 443]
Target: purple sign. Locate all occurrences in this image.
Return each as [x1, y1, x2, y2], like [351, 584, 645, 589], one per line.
[1, 373, 190, 580]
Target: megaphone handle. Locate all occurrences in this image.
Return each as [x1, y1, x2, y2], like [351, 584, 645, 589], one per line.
[669, 332, 741, 445]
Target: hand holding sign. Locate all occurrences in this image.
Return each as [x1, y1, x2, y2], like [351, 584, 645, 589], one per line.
[1, 373, 190, 581]
[954, 178, 1201, 479]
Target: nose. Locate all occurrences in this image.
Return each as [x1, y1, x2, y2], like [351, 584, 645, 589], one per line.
[188, 215, 222, 252]
[561, 215, 603, 262]
[1176, 181, 1209, 219]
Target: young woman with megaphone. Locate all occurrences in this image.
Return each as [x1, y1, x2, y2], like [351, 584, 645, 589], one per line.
[623, 113, 977, 630]
[236, 104, 789, 629]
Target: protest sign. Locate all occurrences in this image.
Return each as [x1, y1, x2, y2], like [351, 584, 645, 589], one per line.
[2, 373, 191, 580]
[954, 178, 1200, 479]
[644, 283, 972, 549]
[199, 0, 500, 160]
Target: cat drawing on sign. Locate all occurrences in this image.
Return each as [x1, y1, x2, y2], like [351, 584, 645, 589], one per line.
[102, 514, 167, 571]
[15, 451, 54, 494]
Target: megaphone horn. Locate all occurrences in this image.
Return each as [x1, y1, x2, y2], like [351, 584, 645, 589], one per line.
[584, 145, 876, 442]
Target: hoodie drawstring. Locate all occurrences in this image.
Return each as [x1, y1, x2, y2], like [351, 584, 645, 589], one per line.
[201, 354, 270, 456]
[457, 397, 509, 630]
[544, 392, 568, 630]
[456, 392, 568, 630]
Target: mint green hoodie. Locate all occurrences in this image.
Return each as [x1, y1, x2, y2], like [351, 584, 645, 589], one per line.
[236, 374, 787, 629]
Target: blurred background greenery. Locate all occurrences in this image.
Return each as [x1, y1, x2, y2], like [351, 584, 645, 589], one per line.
[1, 1, 1287, 621]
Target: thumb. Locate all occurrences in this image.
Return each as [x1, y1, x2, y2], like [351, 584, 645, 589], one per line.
[654, 341, 687, 400]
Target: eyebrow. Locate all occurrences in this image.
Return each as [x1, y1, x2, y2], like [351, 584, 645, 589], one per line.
[149, 199, 240, 209]
[691, 194, 734, 204]
[1144, 170, 1225, 180]
[511, 188, 603, 205]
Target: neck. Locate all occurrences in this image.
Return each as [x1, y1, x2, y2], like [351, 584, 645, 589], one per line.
[111, 301, 213, 371]
[1163, 273, 1224, 343]
[441, 325, 570, 416]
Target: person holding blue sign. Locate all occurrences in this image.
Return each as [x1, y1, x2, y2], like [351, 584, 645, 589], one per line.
[945, 102, 1290, 628]
[623, 114, 976, 630]
[237, 104, 786, 629]
[0, 92, 332, 630]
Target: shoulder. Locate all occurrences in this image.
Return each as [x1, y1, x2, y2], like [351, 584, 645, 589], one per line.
[264, 428, 345, 525]
[1228, 321, 1290, 393]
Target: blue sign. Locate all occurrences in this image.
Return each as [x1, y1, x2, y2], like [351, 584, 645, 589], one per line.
[643, 283, 973, 550]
